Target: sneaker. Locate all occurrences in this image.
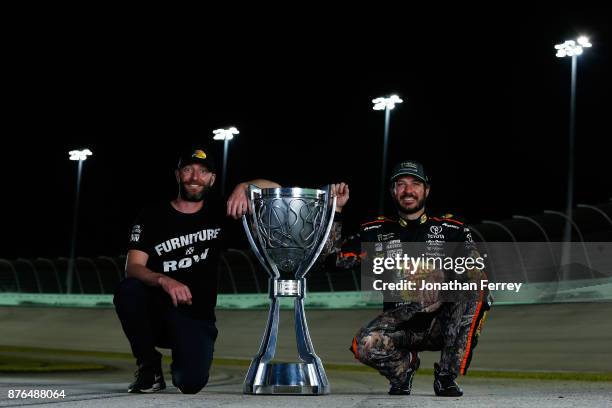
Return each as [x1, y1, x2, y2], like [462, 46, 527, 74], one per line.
[388, 351, 420, 395]
[433, 362, 463, 397]
[128, 364, 166, 393]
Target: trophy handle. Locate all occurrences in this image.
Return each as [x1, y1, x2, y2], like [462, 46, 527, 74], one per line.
[242, 216, 275, 278]
[296, 184, 337, 279]
[242, 185, 279, 279]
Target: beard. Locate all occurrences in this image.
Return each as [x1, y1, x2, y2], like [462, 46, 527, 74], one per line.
[394, 192, 427, 216]
[179, 183, 212, 202]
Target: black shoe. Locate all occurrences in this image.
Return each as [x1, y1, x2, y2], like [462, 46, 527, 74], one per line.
[433, 363, 463, 397]
[128, 364, 166, 393]
[388, 351, 420, 395]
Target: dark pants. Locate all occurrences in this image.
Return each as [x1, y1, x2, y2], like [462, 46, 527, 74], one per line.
[113, 277, 217, 394]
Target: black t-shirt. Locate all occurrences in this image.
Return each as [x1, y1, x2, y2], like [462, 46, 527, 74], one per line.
[127, 200, 232, 321]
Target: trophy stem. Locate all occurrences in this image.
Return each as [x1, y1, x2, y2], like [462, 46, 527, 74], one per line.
[243, 296, 280, 394]
[295, 296, 329, 388]
[257, 296, 281, 363]
[242, 278, 330, 395]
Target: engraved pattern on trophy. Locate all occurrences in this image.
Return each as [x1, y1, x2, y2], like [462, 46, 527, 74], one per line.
[255, 197, 324, 275]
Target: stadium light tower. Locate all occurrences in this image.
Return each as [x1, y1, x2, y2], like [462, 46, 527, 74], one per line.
[372, 95, 403, 214]
[213, 127, 239, 196]
[554, 36, 591, 276]
[67, 148, 93, 293]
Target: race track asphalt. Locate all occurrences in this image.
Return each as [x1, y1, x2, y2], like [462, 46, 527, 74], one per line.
[1, 302, 611, 407]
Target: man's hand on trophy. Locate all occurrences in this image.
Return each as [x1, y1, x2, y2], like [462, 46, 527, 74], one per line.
[158, 276, 193, 307]
[227, 180, 281, 219]
[331, 182, 350, 213]
[227, 182, 250, 219]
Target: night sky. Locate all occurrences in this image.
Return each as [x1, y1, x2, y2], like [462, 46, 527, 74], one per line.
[2, 14, 611, 259]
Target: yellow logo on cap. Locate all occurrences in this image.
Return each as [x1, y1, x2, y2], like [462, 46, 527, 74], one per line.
[192, 150, 207, 159]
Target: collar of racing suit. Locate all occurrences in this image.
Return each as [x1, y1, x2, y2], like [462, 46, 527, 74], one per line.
[398, 212, 428, 228]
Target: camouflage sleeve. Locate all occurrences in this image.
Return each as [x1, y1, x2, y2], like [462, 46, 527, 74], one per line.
[314, 213, 364, 271]
[321, 220, 343, 258]
[335, 231, 363, 269]
[311, 219, 346, 272]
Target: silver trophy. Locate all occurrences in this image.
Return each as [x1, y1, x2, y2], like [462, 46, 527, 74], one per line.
[241, 185, 336, 395]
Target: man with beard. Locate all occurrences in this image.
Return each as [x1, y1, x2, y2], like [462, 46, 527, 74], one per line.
[113, 147, 279, 394]
[332, 160, 491, 397]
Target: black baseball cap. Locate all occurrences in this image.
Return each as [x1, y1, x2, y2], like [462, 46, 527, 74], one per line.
[177, 147, 216, 172]
[389, 160, 429, 184]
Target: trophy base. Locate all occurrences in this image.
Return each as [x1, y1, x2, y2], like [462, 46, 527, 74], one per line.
[243, 362, 330, 395]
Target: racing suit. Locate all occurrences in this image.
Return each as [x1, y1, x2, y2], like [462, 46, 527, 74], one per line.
[332, 212, 491, 388]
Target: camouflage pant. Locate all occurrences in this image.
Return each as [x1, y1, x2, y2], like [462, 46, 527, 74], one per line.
[351, 301, 481, 386]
